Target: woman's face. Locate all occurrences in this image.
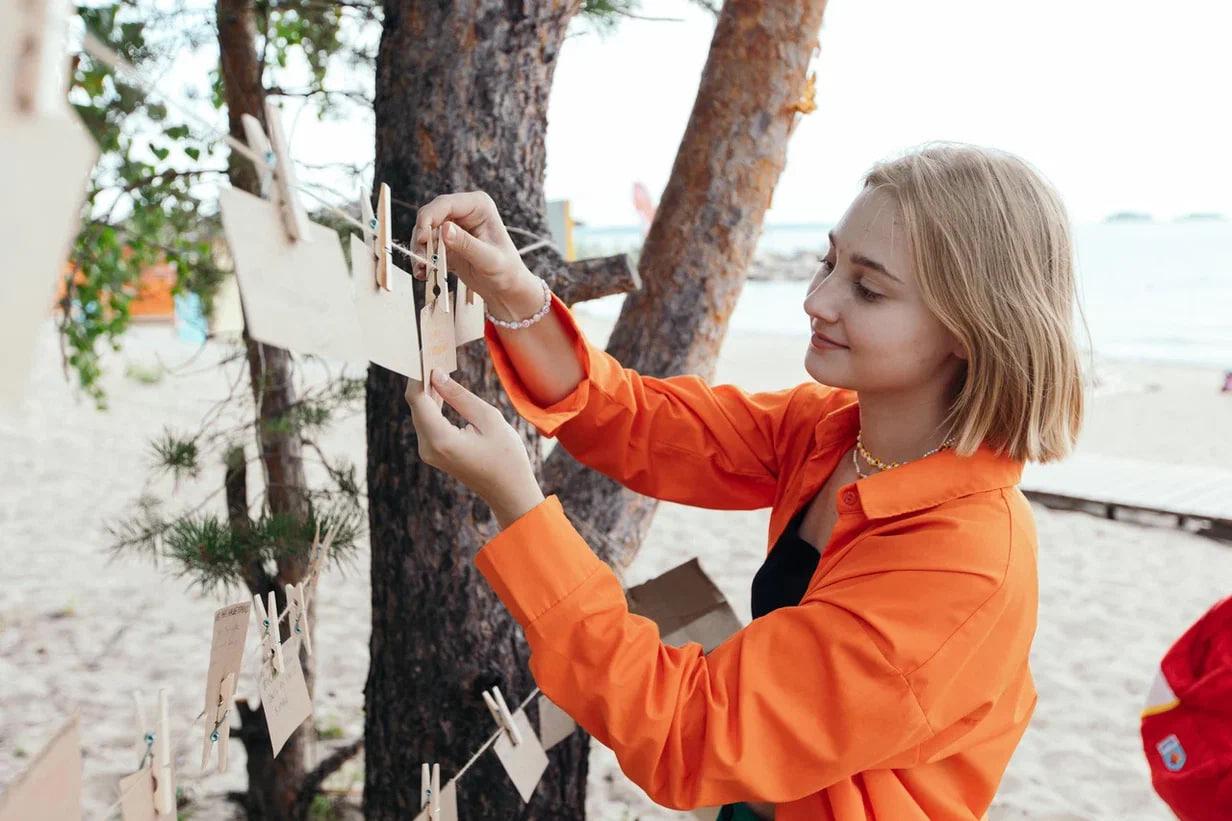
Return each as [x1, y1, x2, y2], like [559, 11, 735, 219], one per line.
[803, 186, 967, 396]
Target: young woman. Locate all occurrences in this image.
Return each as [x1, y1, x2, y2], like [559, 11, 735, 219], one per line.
[404, 142, 1084, 819]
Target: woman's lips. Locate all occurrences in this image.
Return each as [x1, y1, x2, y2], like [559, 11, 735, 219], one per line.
[810, 331, 848, 350]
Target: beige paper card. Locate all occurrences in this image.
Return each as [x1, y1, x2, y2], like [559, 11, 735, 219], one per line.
[453, 279, 485, 346]
[412, 778, 459, 821]
[626, 558, 743, 654]
[0, 117, 97, 404]
[0, 716, 83, 821]
[200, 601, 250, 766]
[257, 635, 312, 757]
[218, 187, 364, 363]
[350, 234, 422, 379]
[537, 693, 576, 751]
[418, 230, 457, 403]
[117, 766, 156, 821]
[491, 708, 548, 803]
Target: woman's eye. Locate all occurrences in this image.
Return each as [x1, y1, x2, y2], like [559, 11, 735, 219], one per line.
[853, 281, 883, 302]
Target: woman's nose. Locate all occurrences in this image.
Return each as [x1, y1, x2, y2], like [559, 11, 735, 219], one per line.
[804, 269, 841, 324]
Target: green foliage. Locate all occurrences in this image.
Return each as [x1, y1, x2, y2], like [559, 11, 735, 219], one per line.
[66, 0, 375, 407]
[151, 429, 201, 481]
[109, 490, 365, 597]
[68, 3, 227, 408]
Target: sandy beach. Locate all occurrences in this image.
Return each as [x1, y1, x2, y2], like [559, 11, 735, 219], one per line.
[1, 311, 1230, 819]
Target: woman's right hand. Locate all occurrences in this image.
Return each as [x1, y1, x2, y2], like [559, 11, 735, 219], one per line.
[410, 191, 537, 310]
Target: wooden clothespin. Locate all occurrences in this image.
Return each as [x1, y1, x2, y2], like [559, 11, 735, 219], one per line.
[200, 672, 236, 774]
[376, 183, 393, 290]
[419, 227, 458, 403]
[284, 581, 311, 657]
[357, 183, 393, 291]
[253, 591, 285, 675]
[306, 516, 340, 587]
[132, 690, 175, 815]
[482, 685, 523, 747]
[420, 762, 440, 819]
[240, 99, 311, 243]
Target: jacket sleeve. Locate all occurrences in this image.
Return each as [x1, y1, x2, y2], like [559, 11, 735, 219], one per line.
[474, 495, 968, 808]
[484, 294, 819, 510]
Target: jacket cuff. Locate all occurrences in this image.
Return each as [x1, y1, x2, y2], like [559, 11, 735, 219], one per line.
[473, 495, 606, 629]
[484, 292, 598, 438]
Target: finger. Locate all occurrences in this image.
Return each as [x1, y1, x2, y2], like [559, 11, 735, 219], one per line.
[430, 370, 500, 433]
[439, 221, 504, 280]
[412, 192, 491, 254]
[404, 376, 461, 446]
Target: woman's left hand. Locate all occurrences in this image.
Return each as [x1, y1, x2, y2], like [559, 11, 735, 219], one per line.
[405, 369, 545, 529]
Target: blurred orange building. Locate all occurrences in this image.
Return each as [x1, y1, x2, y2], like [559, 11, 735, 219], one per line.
[55, 260, 177, 322]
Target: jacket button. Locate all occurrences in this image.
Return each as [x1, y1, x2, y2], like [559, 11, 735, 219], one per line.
[841, 490, 858, 507]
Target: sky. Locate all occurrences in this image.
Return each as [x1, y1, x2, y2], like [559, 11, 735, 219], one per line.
[541, 0, 1232, 227]
[129, 0, 1232, 229]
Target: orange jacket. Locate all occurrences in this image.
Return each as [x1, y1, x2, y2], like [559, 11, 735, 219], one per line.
[474, 295, 1039, 819]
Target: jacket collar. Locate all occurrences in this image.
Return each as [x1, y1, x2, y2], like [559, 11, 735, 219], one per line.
[813, 396, 1024, 519]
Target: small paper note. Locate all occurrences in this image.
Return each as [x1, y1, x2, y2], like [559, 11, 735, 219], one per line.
[627, 557, 743, 654]
[491, 708, 548, 803]
[351, 234, 422, 379]
[200, 601, 250, 767]
[0, 716, 83, 821]
[117, 765, 156, 821]
[453, 279, 485, 346]
[537, 693, 576, 751]
[219, 187, 364, 363]
[412, 778, 459, 821]
[257, 635, 312, 757]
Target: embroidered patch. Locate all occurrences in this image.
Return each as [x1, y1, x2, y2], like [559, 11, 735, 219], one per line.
[1157, 734, 1187, 772]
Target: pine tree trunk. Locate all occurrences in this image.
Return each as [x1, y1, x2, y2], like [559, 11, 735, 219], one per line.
[365, 1, 825, 818]
[216, 0, 316, 817]
[545, 0, 829, 567]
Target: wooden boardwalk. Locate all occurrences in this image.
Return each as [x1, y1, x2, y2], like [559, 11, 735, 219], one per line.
[1020, 453, 1232, 540]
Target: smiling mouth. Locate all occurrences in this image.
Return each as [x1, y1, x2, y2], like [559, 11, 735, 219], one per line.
[811, 331, 848, 349]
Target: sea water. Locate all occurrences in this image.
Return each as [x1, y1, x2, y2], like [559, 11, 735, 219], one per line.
[573, 221, 1232, 369]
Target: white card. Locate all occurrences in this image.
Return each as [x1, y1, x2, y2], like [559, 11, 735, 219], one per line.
[257, 635, 312, 757]
[537, 693, 576, 751]
[0, 116, 96, 404]
[491, 708, 548, 803]
[218, 187, 364, 363]
[350, 234, 422, 378]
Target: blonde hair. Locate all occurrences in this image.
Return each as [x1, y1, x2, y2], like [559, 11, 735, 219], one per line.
[864, 142, 1086, 464]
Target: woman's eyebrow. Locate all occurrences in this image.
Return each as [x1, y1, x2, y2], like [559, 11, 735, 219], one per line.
[827, 230, 902, 285]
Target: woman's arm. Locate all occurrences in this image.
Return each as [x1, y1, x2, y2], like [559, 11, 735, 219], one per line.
[485, 290, 824, 510]
[473, 496, 1025, 808]
[484, 267, 585, 406]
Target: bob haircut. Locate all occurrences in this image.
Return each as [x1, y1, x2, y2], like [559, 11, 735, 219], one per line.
[864, 142, 1086, 464]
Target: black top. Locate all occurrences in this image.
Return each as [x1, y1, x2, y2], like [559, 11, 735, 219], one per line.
[750, 506, 821, 619]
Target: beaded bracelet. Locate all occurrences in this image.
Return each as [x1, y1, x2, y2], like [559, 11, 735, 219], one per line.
[485, 276, 552, 330]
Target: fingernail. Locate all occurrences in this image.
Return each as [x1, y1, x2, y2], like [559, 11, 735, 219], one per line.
[443, 223, 455, 242]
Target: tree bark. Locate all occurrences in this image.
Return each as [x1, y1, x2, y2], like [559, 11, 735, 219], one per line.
[216, 0, 317, 816]
[365, 2, 590, 818]
[545, 0, 828, 568]
[365, 1, 824, 818]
